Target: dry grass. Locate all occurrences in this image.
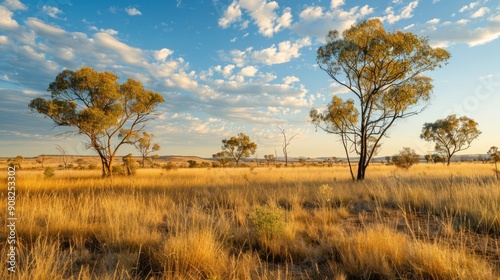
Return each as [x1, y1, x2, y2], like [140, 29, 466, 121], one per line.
[0, 162, 499, 279]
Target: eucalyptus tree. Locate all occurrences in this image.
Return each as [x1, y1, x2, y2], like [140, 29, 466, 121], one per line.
[420, 115, 480, 166]
[310, 19, 450, 181]
[29, 66, 164, 176]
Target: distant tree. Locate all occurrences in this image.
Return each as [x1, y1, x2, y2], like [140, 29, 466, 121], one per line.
[127, 131, 160, 168]
[150, 154, 160, 168]
[420, 115, 481, 166]
[212, 151, 232, 167]
[122, 154, 139, 175]
[424, 154, 433, 164]
[55, 144, 68, 170]
[310, 19, 450, 181]
[36, 154, 46, 169]
[8, 156, 24, 170]
[29, 66, 164, 176]
[432, 153, 445, 164]
[278, 126, 299, 167]
[298, 158, 307, 166]
[218, 133, 257, 166]
[392, 147, 420, 169]
[488, 146, 500, 180]
[264, 154, 275, 167]
[187, 160, 197, 168]
[385, 156, 391, 164]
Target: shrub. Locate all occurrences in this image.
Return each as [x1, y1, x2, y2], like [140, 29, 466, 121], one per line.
[162, 162, 177, 171]
[88, 163, 99, 170]
[392, 147, 420, 169]
[112, 165, 124, 175]
[249, 207, 285, 237]
[43, 167, 55, 178]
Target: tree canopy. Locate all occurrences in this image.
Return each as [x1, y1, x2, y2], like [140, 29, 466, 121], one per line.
[310, 19, 450, 181]
[421, 115, 481, 166]
[218, 133, 257, 166]
[29, 66, 164, 176]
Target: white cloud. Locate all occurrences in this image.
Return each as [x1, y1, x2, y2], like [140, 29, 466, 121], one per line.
[218, 1, 241, 28]
[214, 64, 235, 77]
[94, 32, 145, 65]
[125, 7, 142, 16]
[299, 6, 323, 21]
[219, 0, 292, 37]
[42, 6, 64, 19]
[0, 35, 8, 44]
[459, 2, 479, 13]
[154, 48, 174, 61]
[330, 0, 344, 9]
[404, 23, 415, 30]
[240, 65, 258, 77]
[283, 76, 299, 85]
[2, 0, 27, 11]
[292, 4, 373, 40]
[384, 0, 419, 24]
[426, 18, 440, 25]
[0, 6, 19, 30]
[471, 7, 490, 18]
[99, 28, 118, 35]
[252, 37, 311, 65]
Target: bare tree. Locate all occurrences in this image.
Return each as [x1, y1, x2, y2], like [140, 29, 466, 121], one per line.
[278, 126, 299, 167]
[55, 145, 68, 170]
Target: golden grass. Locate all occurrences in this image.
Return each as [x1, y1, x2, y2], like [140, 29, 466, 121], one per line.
[0, 162, 499, 279]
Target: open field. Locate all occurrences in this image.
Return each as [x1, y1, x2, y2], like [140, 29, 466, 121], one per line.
[1, 163, 499, 279]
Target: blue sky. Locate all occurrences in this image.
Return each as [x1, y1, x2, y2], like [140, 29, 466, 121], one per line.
[0, 0, 499, 159]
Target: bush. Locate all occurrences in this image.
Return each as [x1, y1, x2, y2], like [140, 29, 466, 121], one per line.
[249, 207, 285, 237]
[163, 162, 178, 171]
[88, 163, 99, 170]
[43, 167, 55, 178]
[392, 147, 420, 169]
[112, 165, 124, 175]
[123, 154, 139, 175]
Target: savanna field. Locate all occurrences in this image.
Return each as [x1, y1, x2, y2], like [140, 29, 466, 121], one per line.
[1, 161, 500, 279]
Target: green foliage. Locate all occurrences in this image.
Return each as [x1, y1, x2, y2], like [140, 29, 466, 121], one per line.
[212, 151, 232, 167]
[187, 160, 198, 168]
[421, 115, 481, 166]
[28, 67, 164, 177]
[43, 167, 55, 179]
[217, 133, 257, 166]
[122, 154, 139, 175]
[112, 165, 124, 175]
[7, 156, 24, 169]
[392, 147, 420, 169]
[249, 207, 285, 237]
[311, 19, 450, 181]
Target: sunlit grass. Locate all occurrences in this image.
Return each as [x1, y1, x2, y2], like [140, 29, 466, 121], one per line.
[1, 162, 499, 279]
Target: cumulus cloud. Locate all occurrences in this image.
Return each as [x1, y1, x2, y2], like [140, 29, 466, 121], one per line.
[471, 7, 490, 18]
[218, 1, 241, 28]
[459, 1, 479, 13]
[221, 37, 311, 67]
[252, 37, 311, 65]
[291, 3, 373, 40]
[383, 0, 419, 24]
[154, 48, 174, 61]
[0, 6, 19, 30]
[42, 6, 64, 19]
[218, 0, 292, 37]
[125, 7, 142, 16]
[283, 76, 299, 85]
[2, 0, 27, 11]
[240, 65, 258, 77]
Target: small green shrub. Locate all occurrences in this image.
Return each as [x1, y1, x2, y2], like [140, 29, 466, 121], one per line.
[249, 207, 285, 237]
[43, 167, 55, 179]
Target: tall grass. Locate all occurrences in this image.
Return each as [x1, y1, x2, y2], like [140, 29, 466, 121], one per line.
[1, 163, 499, 279]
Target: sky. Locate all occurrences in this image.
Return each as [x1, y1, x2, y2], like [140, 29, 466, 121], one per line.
[0, 0, 499, 159]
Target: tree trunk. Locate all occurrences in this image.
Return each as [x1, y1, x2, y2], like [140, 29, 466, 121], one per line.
[100, 156, 113, 177]
[447, 156, 451, 166]
[356, 162, 366, 181]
